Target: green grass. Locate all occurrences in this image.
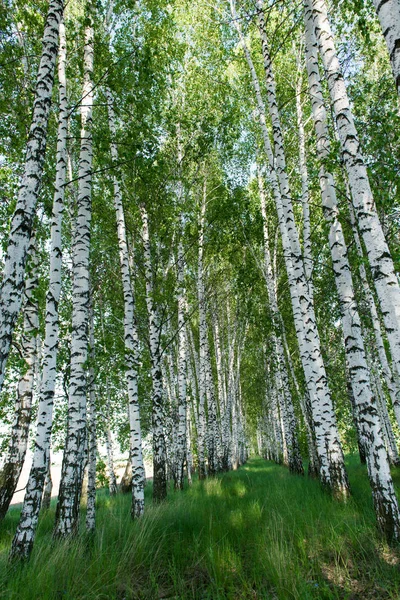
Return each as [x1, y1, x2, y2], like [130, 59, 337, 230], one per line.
[1, 456, 400, 599]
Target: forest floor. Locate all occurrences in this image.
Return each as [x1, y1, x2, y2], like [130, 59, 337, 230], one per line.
[1, 456, 400, 599]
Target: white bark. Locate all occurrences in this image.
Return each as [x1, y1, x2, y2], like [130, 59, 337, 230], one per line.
[175, 237, 187, 489]
[104, 383, 118, 496]
[41, 461, 52, 511]
[231, 0, 347, 493]
[347, 196, 400, 425]
[9, 21, 68, 560]
[311, 0, 400, 388]
[86, 301, 97, 531]
[295, 68, 313, 300]
[0, 237, 39, 521]
[140, 204, 167, 501]
[372, 0, 400, 96]
[107, 89, 144, 517]
[0, 0, 63, 392]
[258, 173, 304, 475]
[197, 185, 208, 479]
[54, 16, 94, 538]
[305, 1, 400, 540]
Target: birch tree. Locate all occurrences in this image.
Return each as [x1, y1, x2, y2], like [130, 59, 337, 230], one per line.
[140, 204, 167, 502]
[0, 237, 40, 520]
[54, 11, 94, 538]
[372, 0, 400, 96]
[304, 2, 400, 540]
[230, 0, 349, 495]
[107, 88, 145, 517]
[9, 20, 68, 560]
[0, 0, 64, 393]
[311, 0, 400, 389]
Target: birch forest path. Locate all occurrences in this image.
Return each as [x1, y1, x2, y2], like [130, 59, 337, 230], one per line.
[2, 457, 400, 600]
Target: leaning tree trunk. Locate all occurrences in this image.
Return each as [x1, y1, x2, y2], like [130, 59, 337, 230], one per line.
[231, 0, 348, 495]
[54, 14, 94, 539]
[140, 204, 167, 502]
[0, 237, 39, 521]
[346, 195, 400, 426]
[311, 0, 400, 389]
[0, 0, 63, 394]
[372, 0, 400, 97]
[9, 21, 68, 560]
[304, 2, 400, 541]
[258, 173, 304, 475]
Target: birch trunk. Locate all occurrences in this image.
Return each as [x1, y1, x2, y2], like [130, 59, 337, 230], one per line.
[231, 0, 348, 494]
[54, 14, 94, 538]
[186, 404, 193, 485]
[0, 237, 39, 520]
[86, 302, 97, 531]
[0, 0, 63, 392]
[104, 385, 118, 496]
[212, 309, 227, 468]
[175, 239, 187, 489]
[347, 196, 400, 425]
[311, 0, 400, 387]
[42, 461, 52, 511]
[258, 173, 304, 475]
[197, 185, 208, 479]
[281, 326, 319, 476]
[9, 20, 68, 559]
[305, 2, 400, 540]
[140, 204, 167, 502]
[206, 343, 220, 475]
[295, 69, 313, 300]
[107, 90, 144, 516]
[372, 0, 400, 96]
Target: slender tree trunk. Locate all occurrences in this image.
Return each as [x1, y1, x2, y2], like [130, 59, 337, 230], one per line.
[346, 367, 367, 465]
[41, 460, 52, 511]
[120, 454, 132, 494]
[86, 300, 97, 531]
[9, 21, 68, 560]
[346, 195, 400, 425]
[311, 0, 400, 387]
[0, 0, 63, 393]
[295, 68, 313, 301]
[175, 238, 187, 489]
[140, 204, 167, 502]
[258, 174, 304, 475]
[281, 327, 319, 476]
[305, 2, 400, 540]
[372, 0, 400, 96]
[0, 237, 39, 520]
[54, 13, 94, 538]
[106, 89, 145, 516]
[212, 309, 227, 468]
[197, 184, 208, 479]
[104, 384, 118, 496]
[186, 405, 193, 485]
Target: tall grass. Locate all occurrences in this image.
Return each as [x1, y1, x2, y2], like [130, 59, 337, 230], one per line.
[1, 456, 400, 599]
